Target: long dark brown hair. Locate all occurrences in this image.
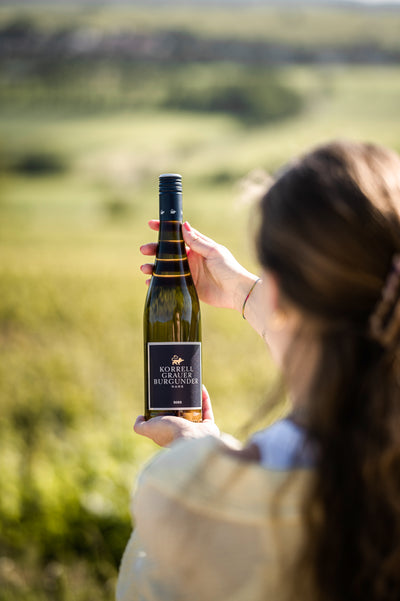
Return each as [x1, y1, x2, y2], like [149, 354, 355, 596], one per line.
[257, 140, 400, 600]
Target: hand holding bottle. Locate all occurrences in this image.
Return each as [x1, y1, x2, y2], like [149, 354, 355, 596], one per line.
[141, 220, 258, 313]
[134, 385, 219, 447]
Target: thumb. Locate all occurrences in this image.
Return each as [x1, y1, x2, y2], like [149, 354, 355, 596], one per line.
[134, 415, 148, 435]
[201, 385, 214, 422]
[183, 222, 217, 259]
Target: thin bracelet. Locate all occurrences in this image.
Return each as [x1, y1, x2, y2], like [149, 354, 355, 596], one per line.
[242, 278, 261, 320]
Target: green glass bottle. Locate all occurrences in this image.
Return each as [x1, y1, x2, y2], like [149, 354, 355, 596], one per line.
[143, 174, 202, 422]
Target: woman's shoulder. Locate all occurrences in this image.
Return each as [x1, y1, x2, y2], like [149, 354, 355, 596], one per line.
[134, 433, 312, 522]
[120, 433, 312, 601]
[136, 434, 244, 506]
[250, 417, 316, 470]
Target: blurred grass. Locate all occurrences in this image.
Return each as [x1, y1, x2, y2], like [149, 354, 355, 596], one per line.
[1, 3, 400, 599]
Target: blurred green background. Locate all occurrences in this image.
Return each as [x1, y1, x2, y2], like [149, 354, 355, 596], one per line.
[1, 1, 400, 599]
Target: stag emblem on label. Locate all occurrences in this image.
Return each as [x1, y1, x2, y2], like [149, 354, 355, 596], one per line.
[171, 355, 184, 365]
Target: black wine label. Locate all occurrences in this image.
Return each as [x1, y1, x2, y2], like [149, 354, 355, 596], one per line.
[147, 342, 202, 410]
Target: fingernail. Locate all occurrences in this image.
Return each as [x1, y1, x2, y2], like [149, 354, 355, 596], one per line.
[183, 221, 191, 232]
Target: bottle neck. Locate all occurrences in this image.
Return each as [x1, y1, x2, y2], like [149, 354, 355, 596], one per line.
[159, 217, 182, 235]
[157, 220, 184, 249]
[154, 220, 189, 279]
[159, 190, 183, 222]
[153, 180, 190, 279]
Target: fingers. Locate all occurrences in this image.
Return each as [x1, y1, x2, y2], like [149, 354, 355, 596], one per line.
[148, 219, 160, 231]
[134, 415, 162, 438]
[133, 414, 187, 447]
[140, 242, 157, 256]
[140, 221, 158, 256]
[143, 221, 217, 259]
[182, 222, 217, 259]
[133, 400, 218, 446]
[134, 415, 147, 435]
[140, 263, 153, 275]
[140, 241, 156, 282]
[201, 385, 214, 422]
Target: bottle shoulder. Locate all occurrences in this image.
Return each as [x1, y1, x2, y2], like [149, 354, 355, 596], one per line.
[145, 274, 199, 307]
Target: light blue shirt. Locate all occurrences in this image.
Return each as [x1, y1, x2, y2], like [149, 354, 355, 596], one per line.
[251, 418, 315, 470]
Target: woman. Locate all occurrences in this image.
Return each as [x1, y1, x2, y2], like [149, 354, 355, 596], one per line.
[117, 140, 400, 601]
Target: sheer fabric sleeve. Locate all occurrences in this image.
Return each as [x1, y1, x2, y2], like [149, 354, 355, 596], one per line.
[116, 435, 311, 601]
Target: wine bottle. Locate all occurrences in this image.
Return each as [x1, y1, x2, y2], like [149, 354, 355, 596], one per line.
[143, 174, 202, 422]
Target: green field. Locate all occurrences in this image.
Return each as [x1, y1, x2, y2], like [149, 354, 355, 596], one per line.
[1, 3, 400, 599]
